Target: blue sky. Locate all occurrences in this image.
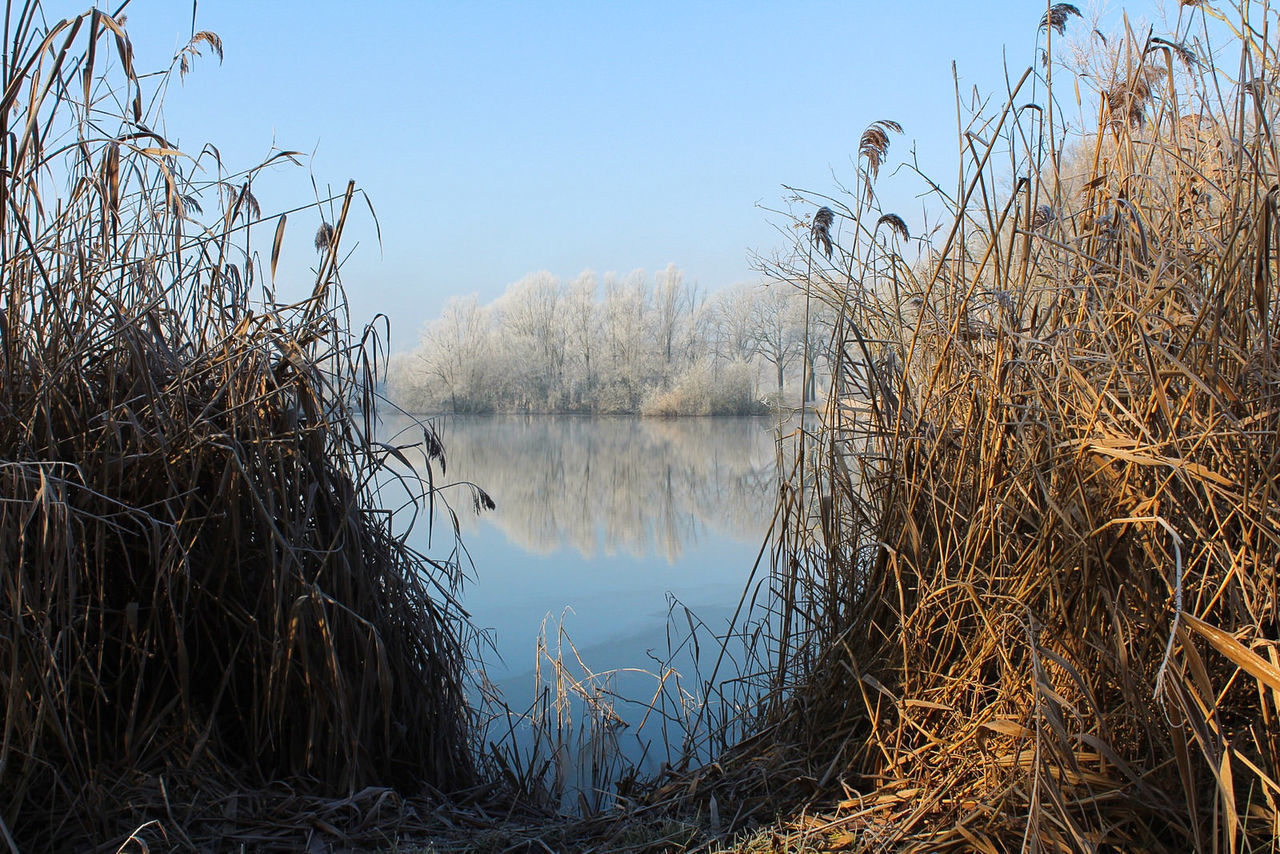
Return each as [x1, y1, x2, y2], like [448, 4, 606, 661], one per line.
[51, 1, 1162, 350]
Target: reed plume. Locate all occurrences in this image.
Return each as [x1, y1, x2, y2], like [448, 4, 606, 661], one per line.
[1150, 35, 1198, 68]
[1040, 3, 1082, 35]
[858, 119, 901, 183]
[1106, 62, 1163, 128]
[315, 220, 336, 251]
[874, 212, 909, 242]
[812, 206, 835, 258]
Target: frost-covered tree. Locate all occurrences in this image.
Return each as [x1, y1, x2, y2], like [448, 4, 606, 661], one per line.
[388, 267, 811, 414]
[496, 272, 566, 409]
[746, 281, 806, 400]
[396, 295, 493, 412]
[563, 270, 600, 408]
[599, 270, 653, 411]
[709, 283, 759, 364]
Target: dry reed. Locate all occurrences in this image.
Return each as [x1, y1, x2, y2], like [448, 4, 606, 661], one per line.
[0, 6, 474, 850]
[685, 4, 1280, 851]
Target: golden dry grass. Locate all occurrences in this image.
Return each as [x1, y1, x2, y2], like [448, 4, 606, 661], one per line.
[679, 5, 1280, 852]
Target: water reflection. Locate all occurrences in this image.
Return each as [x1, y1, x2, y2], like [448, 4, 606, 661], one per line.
[417, 415, 778, 561]
[375, 414, 782, 797]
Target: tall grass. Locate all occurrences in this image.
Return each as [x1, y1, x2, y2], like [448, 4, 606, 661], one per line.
[0, 6, 473, 849]
[706, 3, 1280, 850]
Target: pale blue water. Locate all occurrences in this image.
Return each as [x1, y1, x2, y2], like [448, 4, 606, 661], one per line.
[377, 414, 779, 779]
[466, 516, 764, 705]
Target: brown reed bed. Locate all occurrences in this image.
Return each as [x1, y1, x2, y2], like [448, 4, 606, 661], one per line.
[663, 3, 1280, 851]
[0, 6, 477, 850]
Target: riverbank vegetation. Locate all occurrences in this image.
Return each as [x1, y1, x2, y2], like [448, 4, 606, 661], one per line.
[388, 268, 823, 415]
[684, 2, 1280, 850]
[0, 7, 474, 850]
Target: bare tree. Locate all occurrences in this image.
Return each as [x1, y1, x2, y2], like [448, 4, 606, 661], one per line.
[710, 282, 760, 365]
[497, 272, 566, 409]
[390, 267, 786, 414]
[402, 295, 492, 412]
[600, 270, 652, 410]
[564, 270, 599, 408]
[747, 281, 805, 402]
[654, 263, 687, 380]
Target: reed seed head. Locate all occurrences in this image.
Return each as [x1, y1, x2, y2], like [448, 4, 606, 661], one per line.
[859, 119, 902, 183]
[812, 206, 835, 259]
[238, 185, 260, 220]
[473, 485, 496, 513]
[1106, 65, 1162, 128]
[1244, 76, 1274, 104]
[1150, 36, 1198, 68]
[876, 213, 910, 242]
[315, 221, 336, 252]
[193, 31, 224, 62]
[1040, 3, 1082, 35]
[1032, 204, 1057, 230]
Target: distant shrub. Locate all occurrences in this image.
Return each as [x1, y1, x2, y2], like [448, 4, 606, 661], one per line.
[642, 360, 767, 416]
[594, 378, 643, 414]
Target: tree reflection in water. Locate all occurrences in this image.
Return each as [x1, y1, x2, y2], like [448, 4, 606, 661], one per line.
[390, 415, 778, 561]
[377, 413, 785, 796]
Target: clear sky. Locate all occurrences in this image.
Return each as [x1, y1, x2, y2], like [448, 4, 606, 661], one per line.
[45, 1, 1158, 351]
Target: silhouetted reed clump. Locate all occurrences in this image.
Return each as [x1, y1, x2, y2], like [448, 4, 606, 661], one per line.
[705, 4, 1280, 850]
[0, 7, 472, 850]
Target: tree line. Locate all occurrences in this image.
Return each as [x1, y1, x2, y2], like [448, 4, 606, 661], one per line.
[388, 264, 828, 414]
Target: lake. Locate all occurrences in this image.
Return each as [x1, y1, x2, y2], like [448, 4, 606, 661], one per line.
[377, 413, 781, 775]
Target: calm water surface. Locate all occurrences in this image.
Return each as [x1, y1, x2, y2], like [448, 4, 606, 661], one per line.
[379, 414, 779, 712]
